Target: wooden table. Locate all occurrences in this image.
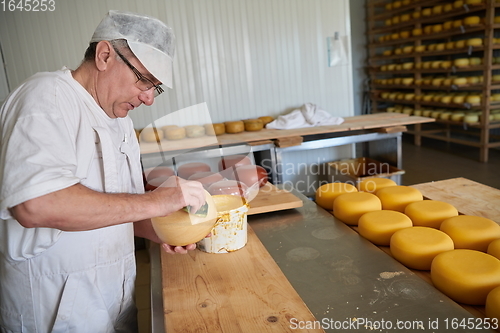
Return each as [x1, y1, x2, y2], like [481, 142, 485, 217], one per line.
[151, 178, 499, 332]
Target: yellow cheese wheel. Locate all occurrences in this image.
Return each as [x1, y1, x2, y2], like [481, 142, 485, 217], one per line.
[454, 40, 466, 48]
[259, 116, 274, 126]
[488, 239, 500, 260]
[453, 19, 463, 28]
[445, 41, 455, 49]
[401, 77, 414, 85]
[454, 58, 470, 68]
[358, 210, 413, 246]
[399, 30, 410, 38]
[165, 126, 186, 140]
[224, 121, 245, 134]
[464, 16, 481, 25]
[402, 62, 414, 70]
[243, 119, 264, 131]
[404, 200, 459, 229]
[421, 8, 432, 16]
[454, 0, 464, 8]
[466, 0, 483, 4]
[444, 3, 453, 12]
[432, 5, 443, 15]
[412, 28, 422, 36]
[466, 95, 481, 104]
[440, 215, 500, 252]
[470, 57, 482, 66]
[358, 177, 397, 193]
[431, 249, 500, 305]
[376, 186, 423, 212]
[184, 125, 206, 138]
[204, 123, 225, 136]
[393, 1, 402, 8]
[464, 114, 480, 123]
[315, 182, 357, 210]
[432, 24, 443, 33]
[390, 227, 454, 270]
[412, 11, 421, 19]
[333, 192, 382, 226]
[140, 127, 164, 143]
[450, 112, 466, 121]
[452, 77, 467, 86]
[485, 286, 500, 322]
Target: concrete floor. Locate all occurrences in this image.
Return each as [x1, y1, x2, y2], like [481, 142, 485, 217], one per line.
[134, 135, 500, 332]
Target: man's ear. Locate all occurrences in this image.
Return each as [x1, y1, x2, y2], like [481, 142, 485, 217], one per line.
[94, 41, 113, 71]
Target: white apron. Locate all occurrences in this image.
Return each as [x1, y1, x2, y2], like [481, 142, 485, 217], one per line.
[0, 87, 145, 332]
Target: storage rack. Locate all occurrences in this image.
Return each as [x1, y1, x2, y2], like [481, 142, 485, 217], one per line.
[366, 0, 500, 162]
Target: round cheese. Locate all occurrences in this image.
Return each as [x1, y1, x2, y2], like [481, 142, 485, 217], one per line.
[259, 116, 274, 126]
[391, 227, 454, 270]
[486, 286, 500, 322]
[224, 121, 245, 134]
[315, 182, 358, 210]
[454, 0, 464, 8]
[464, 114, 479, 123]
[464, 16, 481, 25]
[333, 192, 382, 226]
[454, 58, 470, 68]
[404, 200, 459, 229]
[243, 119, 264, 131]
[358, 210, 413, 246]
[177, 162, 211, 180]
[440, 215, 500, 252]
[454, 40, 466, 48]
[488, 239, 500, 260]
[358, 178, 397, 193]
[140, 127, 164, 143]
[431, 249, 500, 305]
[184, 125, 206, 138]
[165, 126, 186, 140]
[376, 186, 423, 212]
[466, 95, 481, 104]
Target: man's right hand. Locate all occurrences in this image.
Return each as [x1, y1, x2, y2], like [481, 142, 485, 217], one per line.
[151, 176, 206, 217]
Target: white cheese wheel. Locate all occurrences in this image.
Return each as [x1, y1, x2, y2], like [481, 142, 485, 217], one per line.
[391, 226, 454, 270]
[184, 125, 206, 138]
[165, 126, 186, 140]
[140, 127, 164, 143]
[333, 192, 382, 226]
[376, 186, 423, 212]
[358, 177, 397, 193]
[431, 249, 500, 305]
[486, 286, 500, 322]
[315, 182, 358, 211]
[358, 210, 413, 246]
[404, 200, 458, 229]
[440, 215, 500, 252]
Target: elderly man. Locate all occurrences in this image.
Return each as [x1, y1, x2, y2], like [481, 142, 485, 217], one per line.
[0, 10, 205, 332]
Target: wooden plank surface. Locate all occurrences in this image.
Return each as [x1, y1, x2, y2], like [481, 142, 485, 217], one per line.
[161, 226, 323, 333]
[248, 183, 303, 215]
[411, 177, 500, 223]
[140, 113, 434, 154]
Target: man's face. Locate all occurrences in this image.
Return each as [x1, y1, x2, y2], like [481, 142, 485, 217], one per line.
[96, 46, 159, 119]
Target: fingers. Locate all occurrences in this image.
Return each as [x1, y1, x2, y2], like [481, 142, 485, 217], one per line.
[162, 243, 197, 254]
[153, 176, 206, 214]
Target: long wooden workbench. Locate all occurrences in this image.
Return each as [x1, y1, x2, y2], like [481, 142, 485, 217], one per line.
[151, 178, 499, 332]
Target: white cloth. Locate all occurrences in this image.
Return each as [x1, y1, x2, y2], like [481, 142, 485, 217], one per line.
[265, 103, 344, 129]
[0, 68, 143, 332]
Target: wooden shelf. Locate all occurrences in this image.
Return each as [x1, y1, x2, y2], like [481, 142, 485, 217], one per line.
[366, 0, 499, 162]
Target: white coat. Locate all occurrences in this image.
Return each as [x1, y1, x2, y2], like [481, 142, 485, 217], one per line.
[0, 68, 144, 332]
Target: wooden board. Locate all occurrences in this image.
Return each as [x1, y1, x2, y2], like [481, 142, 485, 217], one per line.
[140, 113, 434, 154]
[160, 225, 323, 333]
[248, 182, 303, 215]
[411, 177, 500, 223]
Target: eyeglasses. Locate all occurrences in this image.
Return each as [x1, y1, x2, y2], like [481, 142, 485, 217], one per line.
[114, 47, 164, 97]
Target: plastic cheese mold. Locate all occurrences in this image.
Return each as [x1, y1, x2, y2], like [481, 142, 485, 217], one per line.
[440, 215, 500, 252]
[358, 210, 412, 246]
[390, 226, 454, 270]
[431, 249, 500, 305]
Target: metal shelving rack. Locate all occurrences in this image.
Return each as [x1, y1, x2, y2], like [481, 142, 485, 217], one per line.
[366, 0, 500, 162]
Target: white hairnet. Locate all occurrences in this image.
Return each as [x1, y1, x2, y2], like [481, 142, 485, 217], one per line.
[91, 10, 175, 88]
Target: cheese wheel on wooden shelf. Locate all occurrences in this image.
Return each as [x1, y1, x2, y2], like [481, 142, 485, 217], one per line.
[488, 239, 500, 260]
[358, 178, 397, 193]
[431, 249, 500, 305]
[486, 286, 500, 322]
[177, 162, 211, 180]
[440, 215, 500, 252]
[315, 182, 357, 210]
[464, 16, 481, 25]
[376, 186, 423, 212]
[184, 125, 206, 138]
[165, 126, 186, 140]
[243, 119, 264, 131]
[224, 121, 245, 134]
[333, 192, 382, 226]
[140, 127, 164, 143]
[258, 116, 274, 126]
[390, 226, 454, 270]
[404, 200, 458, 229]
[358, 210, 413, 246]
